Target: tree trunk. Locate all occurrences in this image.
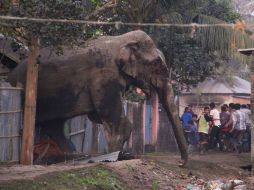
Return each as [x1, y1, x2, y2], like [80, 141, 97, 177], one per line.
[20, 36, 40, 165]
[251, 52, 254, 176]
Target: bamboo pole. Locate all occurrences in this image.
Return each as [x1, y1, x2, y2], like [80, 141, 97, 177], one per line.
[20, 36, 40, 165]
[251, 51, 254, 175]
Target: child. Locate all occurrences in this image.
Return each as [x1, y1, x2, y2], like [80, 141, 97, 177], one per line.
[198, 107, 212, 154]
[187, 120, 199, 154]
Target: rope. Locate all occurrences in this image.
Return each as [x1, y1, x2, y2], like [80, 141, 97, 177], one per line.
[0, 15, 251, 28]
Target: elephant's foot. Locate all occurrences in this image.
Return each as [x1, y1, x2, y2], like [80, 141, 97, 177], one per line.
[104, 117, 132, 153]
[41, 120, 76, 153]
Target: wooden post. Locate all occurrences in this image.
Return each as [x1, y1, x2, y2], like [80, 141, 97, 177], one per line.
[151, 92, 158, 145]
[238, 48, 254, 175]
[251, 51, 254, 175]
[131, 102, 145, 155]
[91, 123, 99, 154]
[20, 36, 40, 165]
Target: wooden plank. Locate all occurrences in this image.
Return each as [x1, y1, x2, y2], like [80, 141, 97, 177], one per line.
[83, 118, 93, 154]
[0, 87, 23, 90]
[131, 102, 144, 155]
[156, 106, 178, 152]
[91, 123, 99, 154]
[98, 124, 108, 154]
[126, 102, 133, 150]
[151, 92, 159, 145]
[69, 116, 86, 152]
[0, 110, 22, 114]
[0, 135, 20, 138]
[68, 129, 85, 137]
[0, 82, 22, 162]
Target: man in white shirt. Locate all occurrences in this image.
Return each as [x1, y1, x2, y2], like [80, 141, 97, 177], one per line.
[209, 102, 221, 149]
[230, 103, 246, 153]
[241, 104, 251, 128]
[240, 104, 251, 152]
[232, 104, 246, 131]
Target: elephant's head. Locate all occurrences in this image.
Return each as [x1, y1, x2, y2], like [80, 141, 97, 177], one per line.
[116, 30, 188, 165]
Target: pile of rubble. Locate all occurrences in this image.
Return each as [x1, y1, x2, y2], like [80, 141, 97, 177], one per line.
[186, 178, 247, 190]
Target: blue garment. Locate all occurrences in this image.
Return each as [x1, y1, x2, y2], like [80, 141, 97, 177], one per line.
[181, 111, 192, 129]
[188, 124, 199, 145]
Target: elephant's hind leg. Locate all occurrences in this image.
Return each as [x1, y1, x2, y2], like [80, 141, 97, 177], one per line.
[41, 119, 76, 153]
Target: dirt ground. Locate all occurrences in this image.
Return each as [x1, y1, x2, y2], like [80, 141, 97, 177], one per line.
[0, 151, 253, 190]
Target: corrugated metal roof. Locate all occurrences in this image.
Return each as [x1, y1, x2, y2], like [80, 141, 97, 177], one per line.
[181, 76, 250, 95]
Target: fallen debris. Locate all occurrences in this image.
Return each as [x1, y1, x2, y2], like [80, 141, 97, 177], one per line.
[186, 179, 247, 190]
[77, 151, 120, 164]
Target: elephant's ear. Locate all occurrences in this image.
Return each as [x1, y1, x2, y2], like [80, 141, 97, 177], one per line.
[117, 41, 140, 78]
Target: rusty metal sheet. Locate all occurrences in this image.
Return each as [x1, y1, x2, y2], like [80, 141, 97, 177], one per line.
[77, 151, 120, 164]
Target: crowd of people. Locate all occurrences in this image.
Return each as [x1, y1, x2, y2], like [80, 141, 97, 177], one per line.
[180, 103, 251, 154]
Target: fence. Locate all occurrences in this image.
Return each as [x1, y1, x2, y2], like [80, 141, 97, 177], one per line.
[65, 100, 178, 155]
[65, 101, 145, 155]
[0, 79, 22, 162]
[65, 116, 108, 155]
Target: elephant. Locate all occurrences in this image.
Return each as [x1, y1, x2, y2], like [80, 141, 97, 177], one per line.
[7, 30, 188, 165]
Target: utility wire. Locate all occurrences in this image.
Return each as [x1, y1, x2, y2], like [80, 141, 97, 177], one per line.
[0, 15, 249, 28]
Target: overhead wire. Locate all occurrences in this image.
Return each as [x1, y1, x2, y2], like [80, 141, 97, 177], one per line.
[0, 15, 253, 29]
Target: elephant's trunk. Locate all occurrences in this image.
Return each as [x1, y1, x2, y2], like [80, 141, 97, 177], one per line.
[156, 81, 188, 166]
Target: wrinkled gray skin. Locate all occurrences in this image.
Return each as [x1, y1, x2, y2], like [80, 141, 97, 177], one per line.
[8, 30, 188, 164]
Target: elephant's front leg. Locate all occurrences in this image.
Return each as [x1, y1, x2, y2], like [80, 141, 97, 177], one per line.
[90, 78, 132, 152]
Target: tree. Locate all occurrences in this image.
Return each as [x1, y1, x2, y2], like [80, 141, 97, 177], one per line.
[200, 0, 240, 22]
[0, 0, 86, 164]
[86, 0, 253, 90]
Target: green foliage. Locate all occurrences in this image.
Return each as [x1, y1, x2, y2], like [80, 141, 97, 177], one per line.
[152, 179, 159, 190]
[91, 0, 104, 7]
[194, 14, 254, 64]
[0, 0, 252, 90]
[0, 0, 11, 15]
[16, 0, 84, 47]
[87, 0, 252, 90]
[0, 166, 125, 190]
[157, 29, 215, 87]
[125, 86, 146, 103]
[200, 0, 241, 22]
[78, 168, 123, 190]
